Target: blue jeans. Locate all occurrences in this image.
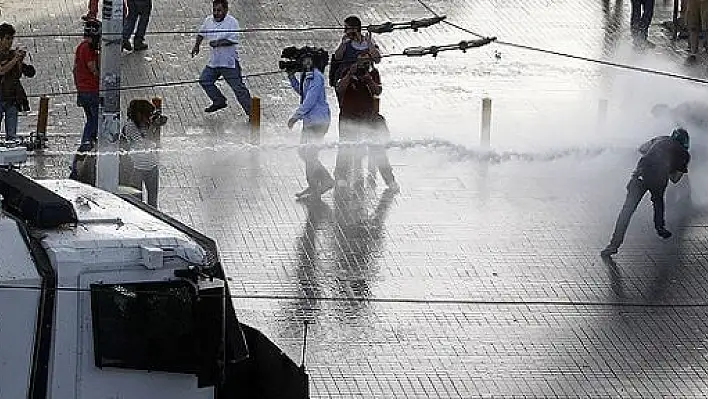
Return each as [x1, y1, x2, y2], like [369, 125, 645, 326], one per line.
[77, 92, 99, 144]
[199, 64, 252, 115]
[123, 0, 152, 41]
[0, 102, 18, 140]
[630, 0, 655, 41]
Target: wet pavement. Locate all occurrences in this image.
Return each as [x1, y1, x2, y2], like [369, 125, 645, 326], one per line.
[9, 0, 708, 397]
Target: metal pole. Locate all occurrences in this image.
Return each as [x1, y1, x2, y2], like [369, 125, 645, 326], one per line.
[96, 0, 123, 192]
[480, 97, 491, 147]
[36, 96, 49, 148]
[672, 0, 680, 41]
[249, 97, 261, 145]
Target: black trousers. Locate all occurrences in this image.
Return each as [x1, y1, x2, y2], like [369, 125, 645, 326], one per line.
[608, 174, 666, 249]
[630, 0, 655, 40]
[123, 0, 152, 42]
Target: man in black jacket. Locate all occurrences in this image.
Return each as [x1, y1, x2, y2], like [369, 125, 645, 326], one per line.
[601, 129, 691, 257]
[0, 23, 35, 140]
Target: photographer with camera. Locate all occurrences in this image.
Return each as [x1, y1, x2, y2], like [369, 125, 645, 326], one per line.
[331, 16, 381, 99]
[335, 51, 398, 192]
[283, 47, 334, 200]
[119, 99, 167, 208]
[0, 23, 35, 141]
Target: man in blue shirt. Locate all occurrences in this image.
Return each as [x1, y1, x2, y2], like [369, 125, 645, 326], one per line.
[287, 52, 334, 200]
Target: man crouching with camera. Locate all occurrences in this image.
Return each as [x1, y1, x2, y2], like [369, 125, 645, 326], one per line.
[119, 99, 167, 208]
[285, 48, 335, 200]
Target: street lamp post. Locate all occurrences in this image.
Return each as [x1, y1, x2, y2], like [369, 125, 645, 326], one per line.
[96, 0, 123, 192]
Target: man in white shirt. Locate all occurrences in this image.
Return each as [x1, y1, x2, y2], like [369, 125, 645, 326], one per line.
[191, 0, 252, 117]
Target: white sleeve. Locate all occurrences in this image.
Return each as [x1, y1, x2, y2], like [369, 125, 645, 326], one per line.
[225, 17, 239, 43]
[199, 17, 210, 37]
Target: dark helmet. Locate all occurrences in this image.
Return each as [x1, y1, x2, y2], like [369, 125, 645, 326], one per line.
[83, 20, 101, 38]
[671, 128, 690, 150]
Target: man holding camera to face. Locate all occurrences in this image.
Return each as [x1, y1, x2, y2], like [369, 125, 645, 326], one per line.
[285, 48, 335, 201]
[335, 51, 398, 192]
[0, 23, 35, 141]
[119, 99, 167, 208]
[332, 16, 381, 100]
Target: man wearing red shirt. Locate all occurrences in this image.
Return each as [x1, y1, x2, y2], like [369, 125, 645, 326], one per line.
[335, 51, 398, 192]
[74, 21, 100, 144]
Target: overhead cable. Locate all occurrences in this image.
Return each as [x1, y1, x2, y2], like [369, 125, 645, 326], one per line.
[413, 0, 708, 86]
[15, 16, 446, 39]
[0, 283, 706, 308]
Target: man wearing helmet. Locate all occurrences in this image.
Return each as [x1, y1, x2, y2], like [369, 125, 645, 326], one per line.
[601, 129, 691, 257]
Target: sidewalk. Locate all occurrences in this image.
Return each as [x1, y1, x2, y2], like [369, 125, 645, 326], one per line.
[9, 0, 708, 397]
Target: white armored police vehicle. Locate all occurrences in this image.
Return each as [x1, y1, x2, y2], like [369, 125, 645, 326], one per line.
[0, 166, 308, 398]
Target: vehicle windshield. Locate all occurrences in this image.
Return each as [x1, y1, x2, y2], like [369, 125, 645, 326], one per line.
[91, 280, 199, 373]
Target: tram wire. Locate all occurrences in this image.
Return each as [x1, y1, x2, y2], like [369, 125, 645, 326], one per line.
[0, 283, 705, 308]
[413, 0, 708, 86]
[15, 3, 708, 100]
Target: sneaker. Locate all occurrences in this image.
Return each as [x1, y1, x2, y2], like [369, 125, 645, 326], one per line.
[204, 102, 227, 113]
[133, 41, 149, 51]
[686, 54, 698, 65]
[122, 39, 132, 51]
[600, 246, 618, 257]
[657, 228, 672, 239]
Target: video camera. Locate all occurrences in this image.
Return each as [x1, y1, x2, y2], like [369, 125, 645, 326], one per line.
[278, 46, 329, 74]
[150, 97, 167, 127]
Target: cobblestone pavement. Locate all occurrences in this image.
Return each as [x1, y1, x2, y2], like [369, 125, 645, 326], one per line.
[8, 0, 708, 397]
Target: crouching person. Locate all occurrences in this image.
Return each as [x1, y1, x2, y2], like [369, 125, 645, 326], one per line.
[601, 128, 691, 257]
[119, 99, 166, 207]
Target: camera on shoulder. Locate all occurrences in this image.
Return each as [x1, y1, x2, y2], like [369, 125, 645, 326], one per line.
[279, 46, 329, 74]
